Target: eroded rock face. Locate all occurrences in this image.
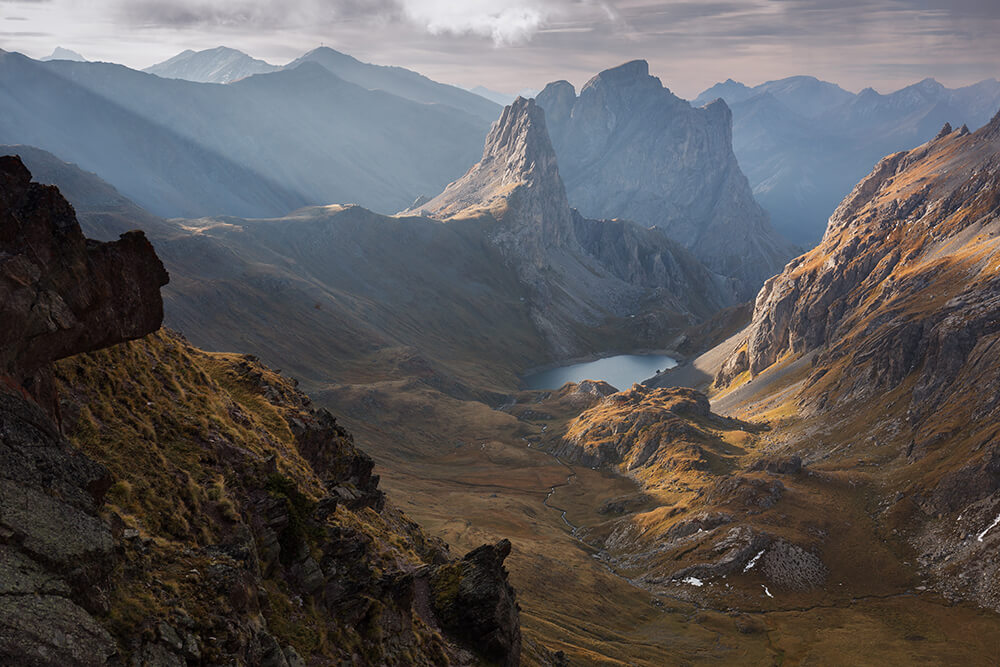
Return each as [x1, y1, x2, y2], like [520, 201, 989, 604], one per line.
[717, 110, 1000, 416]
[0, 156, 167, 665]
[536, 61, 796, 297]
[417, 97, 573, 267]
[0, 155, 168, 413]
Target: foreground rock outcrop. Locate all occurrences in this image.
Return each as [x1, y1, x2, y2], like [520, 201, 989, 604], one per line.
[0, 155, 167, 663]
[0, 154, 168, 414]
[0, 158, 522, 665]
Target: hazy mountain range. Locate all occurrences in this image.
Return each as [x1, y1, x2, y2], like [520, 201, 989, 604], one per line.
[695, 75, 1000, 244]
[0, 48, 490, 218]
[144, 46, 500, 122]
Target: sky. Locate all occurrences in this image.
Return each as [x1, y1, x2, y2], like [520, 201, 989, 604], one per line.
[1, 0, 998, 99]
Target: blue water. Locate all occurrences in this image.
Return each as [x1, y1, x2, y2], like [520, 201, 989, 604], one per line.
[522, 354, 678, 391]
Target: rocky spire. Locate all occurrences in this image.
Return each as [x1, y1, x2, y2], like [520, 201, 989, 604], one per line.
[935, 122, 953, 139]
[415, 97, 574, 262]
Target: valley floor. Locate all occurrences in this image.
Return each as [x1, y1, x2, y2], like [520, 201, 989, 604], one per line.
[316, 380, 1000, 666]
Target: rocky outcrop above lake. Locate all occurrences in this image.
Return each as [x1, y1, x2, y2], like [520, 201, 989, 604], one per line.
[536, 61, 796, 297]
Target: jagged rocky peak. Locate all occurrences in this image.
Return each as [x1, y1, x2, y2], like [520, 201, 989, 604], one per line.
[417, 95, 574, 257]
[581, 59, 660, 93]
[535, 60, 796, 298]
[482, 96, 561, 194]
[0, 155, 168, 412]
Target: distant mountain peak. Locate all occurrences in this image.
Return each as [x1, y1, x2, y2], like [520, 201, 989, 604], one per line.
[582, 60, 656, 93]
[144, 47, 278, 83]
[602, 59, 650, 79]
[287, 46, 500, 122]
[301, 45, 357, 62]
[41, 46, 86, 62]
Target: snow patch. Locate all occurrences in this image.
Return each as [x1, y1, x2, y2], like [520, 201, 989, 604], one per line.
[977, 513, 1000, 542]
[681, 576, 704, 587]
[762, 585, 774, 598]
[744, 549, 765, 572]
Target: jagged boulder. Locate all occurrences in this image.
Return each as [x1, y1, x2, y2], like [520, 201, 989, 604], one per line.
[429, 539, 521, 666]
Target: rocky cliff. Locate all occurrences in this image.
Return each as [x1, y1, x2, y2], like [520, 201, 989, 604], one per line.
[714, 111, 1000, 612]
[718, 111, 1000, 401]
[0, 155, 167, 414]
[0, 158, 521, 665]
[416, 97, 574, 268]
[535, 61, 796, 297]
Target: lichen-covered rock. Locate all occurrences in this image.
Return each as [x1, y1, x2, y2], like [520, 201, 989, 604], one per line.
[430, 539, 521, 666]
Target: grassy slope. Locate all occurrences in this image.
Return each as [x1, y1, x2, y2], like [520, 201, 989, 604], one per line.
[54, 330, 459, 664]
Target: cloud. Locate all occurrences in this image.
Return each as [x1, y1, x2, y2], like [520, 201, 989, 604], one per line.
[115, 0, 563, 45]
[401, 0, 549, 45]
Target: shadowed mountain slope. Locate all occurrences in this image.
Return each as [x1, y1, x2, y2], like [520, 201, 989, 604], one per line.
[0, 50, 488, 219]
[535, 61, 796, 298]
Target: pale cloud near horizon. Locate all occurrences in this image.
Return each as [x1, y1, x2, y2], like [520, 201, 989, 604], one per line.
[0, 0, 998, 98]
